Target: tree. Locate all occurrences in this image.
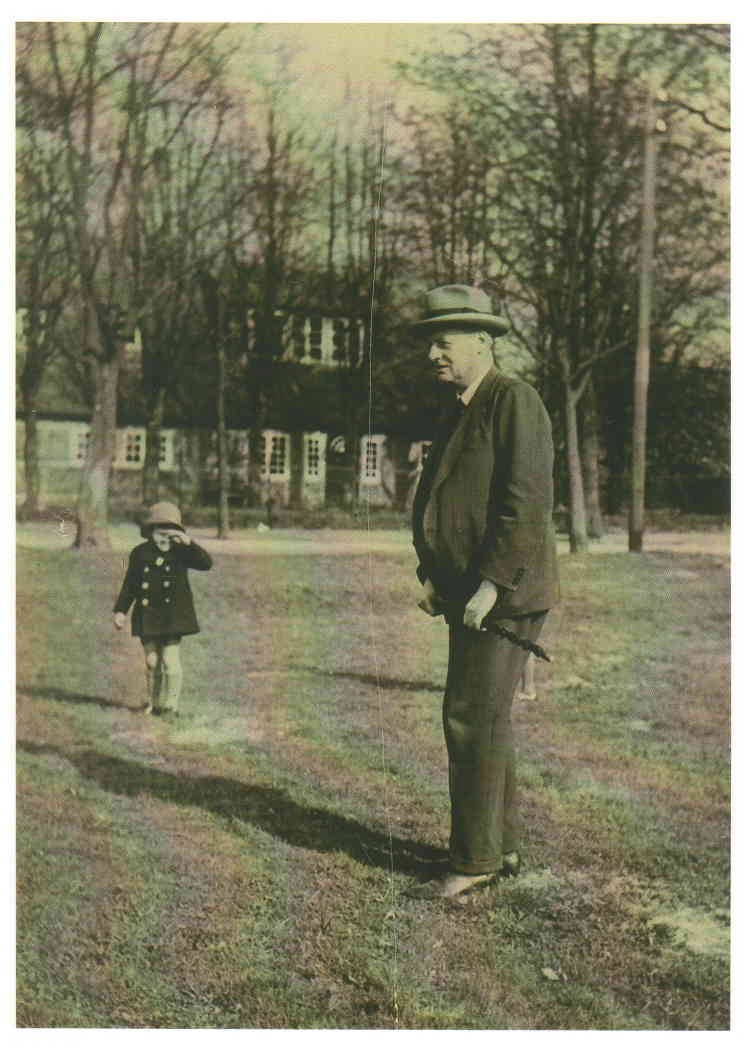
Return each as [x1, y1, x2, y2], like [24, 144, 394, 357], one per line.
[397, 23, 729, 548]
[15, 115, 72, 517]
[134, 100, 239, 505]
[16, 21, 230, 547]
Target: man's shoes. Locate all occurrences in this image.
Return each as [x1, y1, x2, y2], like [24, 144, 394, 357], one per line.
[407, 871, 497, 900]
[500, 851, 521, 878]
[407, 852, 522, 900]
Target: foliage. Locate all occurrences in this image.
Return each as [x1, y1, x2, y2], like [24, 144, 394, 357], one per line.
[394, 25, 729, 547]
[15, 22, 730, 529]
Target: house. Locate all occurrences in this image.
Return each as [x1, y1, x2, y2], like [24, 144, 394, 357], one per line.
[16, 311, 433, 515]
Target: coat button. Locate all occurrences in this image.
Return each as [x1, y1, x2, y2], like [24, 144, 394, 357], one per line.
[142, 582, 149, 589]
[142, 598, 149, 607]
[165, 598, 170, 604]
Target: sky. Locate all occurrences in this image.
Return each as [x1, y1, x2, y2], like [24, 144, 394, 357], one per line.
[221, 21, 478, 122]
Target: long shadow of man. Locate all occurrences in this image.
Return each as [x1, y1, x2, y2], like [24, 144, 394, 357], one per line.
[18, 740, 445, 880]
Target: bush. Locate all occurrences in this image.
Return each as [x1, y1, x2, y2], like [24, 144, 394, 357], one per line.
[154, 505, 411, 531]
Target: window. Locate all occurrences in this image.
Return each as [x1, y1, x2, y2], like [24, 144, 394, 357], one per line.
[125, 431, 143, 464]
[259, 430, 290, 481]
[290, 315, 307, 359]
[282, 315, 364, 368]
[348, 320, 363, 366]
[360, 434, 385, 485]
[308, 317, 323, 361]
[303, 432, 326, 484]
[331, 319, 346, 363]
[269, 435, 287, 475]
[159, 430, 175, 471]
[114, 427, 145, 470]
[306, 438, 321, 477]
[364, 440, 379, 479]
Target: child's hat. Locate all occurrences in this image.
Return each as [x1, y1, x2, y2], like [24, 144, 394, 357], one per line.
[140, 501, 185, 534]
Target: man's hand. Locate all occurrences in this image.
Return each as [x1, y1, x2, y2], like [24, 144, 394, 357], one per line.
[113, 612, 126, 630]
[418, 578, 445, 617]
[463, 579, 499, 630]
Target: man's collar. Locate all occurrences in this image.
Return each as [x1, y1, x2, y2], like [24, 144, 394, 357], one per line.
[459, 364, 494, 406]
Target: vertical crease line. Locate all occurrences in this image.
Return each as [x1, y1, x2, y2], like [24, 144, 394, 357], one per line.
[365, 83, 400, 1028]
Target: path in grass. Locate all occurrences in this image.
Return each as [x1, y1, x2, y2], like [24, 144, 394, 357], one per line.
[16, 531, 730, 1028]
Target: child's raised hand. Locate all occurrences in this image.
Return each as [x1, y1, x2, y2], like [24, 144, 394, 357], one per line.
[113, 612, 126, 630]
[170, 531, 191, 545]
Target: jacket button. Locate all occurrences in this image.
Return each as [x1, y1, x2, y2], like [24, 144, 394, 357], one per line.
[142, 582, 149, 589]
[142, 598, 149, 607]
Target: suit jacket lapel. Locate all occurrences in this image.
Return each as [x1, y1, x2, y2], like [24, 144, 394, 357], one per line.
[432, 367, 501, 491]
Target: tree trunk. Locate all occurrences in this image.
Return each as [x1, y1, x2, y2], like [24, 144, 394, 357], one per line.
[20, 389, 42, 519]
[142, 386, 166, 505]
[564, 380, 589, 553]
[581, 380, 604, 538]
[74, 345, 123, 550]
[630, 83, 658, 552]
[216, 339, 230, 539]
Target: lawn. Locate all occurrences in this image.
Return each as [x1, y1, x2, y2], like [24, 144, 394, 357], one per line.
[16, 527, 730, 1028]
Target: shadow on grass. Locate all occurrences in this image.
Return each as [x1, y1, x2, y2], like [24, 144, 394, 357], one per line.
[17, 739, 446, 880]
[17, 685, 132, 712]
[303, 668, 444, 694]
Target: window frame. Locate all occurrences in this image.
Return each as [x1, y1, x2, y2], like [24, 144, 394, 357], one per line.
[359, 434, 386, 486]
[260, 429, 290, 483]
[302, 431, 326, 485]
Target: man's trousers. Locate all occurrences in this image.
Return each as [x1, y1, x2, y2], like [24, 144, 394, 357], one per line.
[443, 611, 547, 875]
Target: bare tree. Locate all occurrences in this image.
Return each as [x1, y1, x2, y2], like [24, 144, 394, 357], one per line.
[397, 23, 729, 551]
[15, 115, 72, 517]
[17, 21, 230, 547]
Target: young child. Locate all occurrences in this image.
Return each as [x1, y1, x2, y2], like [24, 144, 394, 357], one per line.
[113, 501, 213, 717]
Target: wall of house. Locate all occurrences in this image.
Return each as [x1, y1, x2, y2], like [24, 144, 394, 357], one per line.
[16, 417, 427, 517]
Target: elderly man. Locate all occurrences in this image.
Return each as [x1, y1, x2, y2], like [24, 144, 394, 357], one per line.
[411, 284, 559, 898]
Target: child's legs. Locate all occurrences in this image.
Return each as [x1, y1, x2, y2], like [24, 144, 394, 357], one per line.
[141, 641, 163, 708]
[160, 641, 183, 710]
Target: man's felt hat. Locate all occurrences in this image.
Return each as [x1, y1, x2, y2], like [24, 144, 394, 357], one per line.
[140, 501, 185, 534]
[411, 284, 509, 336]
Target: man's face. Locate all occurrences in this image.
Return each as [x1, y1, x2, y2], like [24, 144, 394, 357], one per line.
[427, 328, 490, 389]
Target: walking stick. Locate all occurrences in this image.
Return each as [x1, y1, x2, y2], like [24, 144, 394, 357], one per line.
[481, 616, 552, 662]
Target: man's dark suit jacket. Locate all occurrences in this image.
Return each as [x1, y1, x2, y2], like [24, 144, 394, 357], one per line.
[413, 366, 560, 619]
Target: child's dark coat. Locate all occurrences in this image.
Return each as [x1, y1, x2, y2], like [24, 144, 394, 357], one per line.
[114, 540, 213, 639]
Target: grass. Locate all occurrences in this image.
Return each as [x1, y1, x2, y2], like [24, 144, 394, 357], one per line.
[16, 529, 730, 1028]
